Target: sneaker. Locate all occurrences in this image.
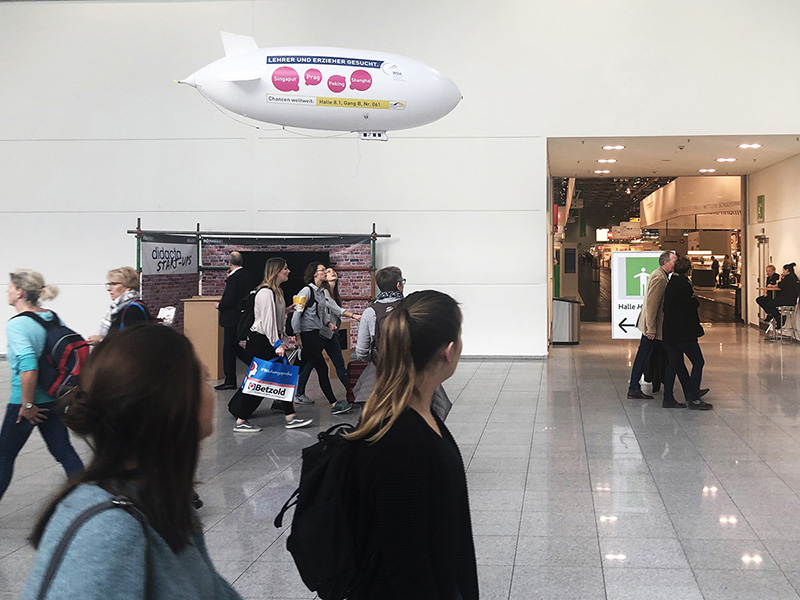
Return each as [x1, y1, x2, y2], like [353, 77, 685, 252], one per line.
[687, 399, 713, 411]
[699, 388, 710, 398]
[233, 420, 261, 433]
[294, 393, 314, 405]
[285, 418, 313, 429]
[330, 401, 352, 415]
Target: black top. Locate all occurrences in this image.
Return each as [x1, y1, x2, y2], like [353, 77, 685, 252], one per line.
[108, 301, 150, 334]
[663, 273, 703, 343]
[217, 268, 254, 327]
[776, 272, 800, 306]
[351, 409, 478, 600]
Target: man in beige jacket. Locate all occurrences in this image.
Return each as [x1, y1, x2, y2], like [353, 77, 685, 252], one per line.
[627, 250, 677, 399]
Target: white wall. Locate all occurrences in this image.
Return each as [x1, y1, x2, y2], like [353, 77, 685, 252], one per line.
[745, 153, 800, 326]
[2, 0, 800, 357]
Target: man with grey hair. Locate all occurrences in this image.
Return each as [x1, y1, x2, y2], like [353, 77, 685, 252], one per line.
[627, 250, 677, 399]
[215, 251, 253, 391]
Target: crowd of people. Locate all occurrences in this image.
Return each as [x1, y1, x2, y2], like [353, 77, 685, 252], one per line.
[3, 260, 478, 599]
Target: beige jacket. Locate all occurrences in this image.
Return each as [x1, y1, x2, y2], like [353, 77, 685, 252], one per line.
[635, 267, 669, 340]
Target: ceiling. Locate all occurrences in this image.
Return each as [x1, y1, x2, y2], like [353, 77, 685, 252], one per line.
[549, 134, 800, 221]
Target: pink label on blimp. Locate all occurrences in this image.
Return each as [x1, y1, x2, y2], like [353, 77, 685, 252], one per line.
[349, 70, 372, 91]
[304, 68, 322, 86]
[327, 75, 346, 93]
[272, 67, 299, 92]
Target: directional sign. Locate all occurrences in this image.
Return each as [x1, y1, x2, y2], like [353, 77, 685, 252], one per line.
[610, 251, 662, 339]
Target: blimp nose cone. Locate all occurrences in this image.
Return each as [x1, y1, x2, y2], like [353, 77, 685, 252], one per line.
[177, 73, 198, 88]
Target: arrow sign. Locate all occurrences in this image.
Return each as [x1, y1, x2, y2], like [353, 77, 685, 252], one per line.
[618, 318, 636, 333]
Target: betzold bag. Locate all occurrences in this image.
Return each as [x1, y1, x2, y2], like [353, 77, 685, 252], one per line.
[241, 357, 299, 403]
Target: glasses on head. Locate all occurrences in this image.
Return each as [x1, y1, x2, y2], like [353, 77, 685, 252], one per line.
[400, 279, 407, 285]
[316, 267, 327, 273]
[105, 282, 122, 288]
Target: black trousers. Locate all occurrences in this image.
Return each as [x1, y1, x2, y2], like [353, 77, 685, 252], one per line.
[222, 326, 248, 385]
[227, 333, 293, 419]
[663, 339, 704, 402]
[756, 295, 791, 325]
[299, 330, 338, 404]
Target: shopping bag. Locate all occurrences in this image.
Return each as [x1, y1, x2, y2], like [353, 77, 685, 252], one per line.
[241, 357, 299, 403]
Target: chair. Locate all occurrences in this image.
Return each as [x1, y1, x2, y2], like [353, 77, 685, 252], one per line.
[775, 302, 799, 342]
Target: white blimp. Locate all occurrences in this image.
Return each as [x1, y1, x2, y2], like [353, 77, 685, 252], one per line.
[178, 32, 462, 140]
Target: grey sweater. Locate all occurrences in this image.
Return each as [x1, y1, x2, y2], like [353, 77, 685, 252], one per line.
[20, 484, 242, 600]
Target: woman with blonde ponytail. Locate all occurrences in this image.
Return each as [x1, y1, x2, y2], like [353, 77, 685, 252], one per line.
[347, 290, 478, 600]
[1, 270, 83, 501]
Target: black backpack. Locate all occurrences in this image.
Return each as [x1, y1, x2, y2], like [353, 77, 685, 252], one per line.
[284, 286, 316, 337]
[274, 423, 358, 600]
[12, 311, 90, 399]
[237, 286, 267, 341]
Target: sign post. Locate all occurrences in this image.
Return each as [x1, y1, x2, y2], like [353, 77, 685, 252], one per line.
[610, 251, 662, 339]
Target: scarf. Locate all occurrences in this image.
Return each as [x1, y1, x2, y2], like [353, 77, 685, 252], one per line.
[99, 289, 142, 336]
[376, 290, 404, 302]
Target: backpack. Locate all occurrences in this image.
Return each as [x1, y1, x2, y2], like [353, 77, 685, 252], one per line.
[119, 301, 152, 330]
[274, 423, 359, 600]
[12, 311, 90, 399]
[370, 301, 398, 363]
[237, 286, 267, 341]
[284, 286, 316, 337]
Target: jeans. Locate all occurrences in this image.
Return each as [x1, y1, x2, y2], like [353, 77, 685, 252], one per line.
[0, 402, 84, 501]
[628, 335, 657, 393]
[663, 340, 705, 402]
[297, 334, 347, 395]
[298, 331, 338, 404]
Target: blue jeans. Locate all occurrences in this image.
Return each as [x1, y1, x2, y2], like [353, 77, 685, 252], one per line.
[664, 340, 705, 402]
[628, 335, 657, 393]
[297, 334, 347, 395]
[0, 401, 84, 500]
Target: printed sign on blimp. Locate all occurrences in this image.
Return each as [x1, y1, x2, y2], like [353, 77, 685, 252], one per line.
[611, 251, 661, 340]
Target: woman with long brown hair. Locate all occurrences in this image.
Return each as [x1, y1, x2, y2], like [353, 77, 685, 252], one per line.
[346, 290, 478, 600]
[21, 325, 242, 599]
[228, 257, 312, 432]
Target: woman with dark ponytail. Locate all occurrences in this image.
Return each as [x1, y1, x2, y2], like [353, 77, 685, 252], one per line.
[346, 290, 478, 600]
[21, 326, 242, 599]
[757, 262, 800, 328]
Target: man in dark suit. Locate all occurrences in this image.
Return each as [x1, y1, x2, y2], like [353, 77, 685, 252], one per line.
[215, 251, 254, 390]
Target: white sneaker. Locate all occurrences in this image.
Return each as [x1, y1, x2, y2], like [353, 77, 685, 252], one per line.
[285, 418, 313, 429]
[233, 420, 261, 433]
[294, 393, 314, 404]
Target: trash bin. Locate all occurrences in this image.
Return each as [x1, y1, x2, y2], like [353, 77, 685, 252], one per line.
[552, 297, 581, 345]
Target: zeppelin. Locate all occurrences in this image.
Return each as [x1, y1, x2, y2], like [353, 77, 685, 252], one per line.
[179, 32, 462, 140]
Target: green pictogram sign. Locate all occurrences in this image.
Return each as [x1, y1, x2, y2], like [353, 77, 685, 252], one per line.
[625, 257, 660, 296]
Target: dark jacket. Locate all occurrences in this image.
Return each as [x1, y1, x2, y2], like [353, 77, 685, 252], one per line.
[775, 272, 800, 306]
[663, 273, 703, 343]
[108, 300, 151, 334]
[217, 268, 254, 328]
[351, 409, 478, 600]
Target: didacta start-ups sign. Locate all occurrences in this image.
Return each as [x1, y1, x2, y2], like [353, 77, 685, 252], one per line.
[610, 251, 662, 340]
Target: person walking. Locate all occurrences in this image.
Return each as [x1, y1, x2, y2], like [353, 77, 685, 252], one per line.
[662, 258, 712, 410]
[87, 266, 150, 345]
[346, 290, 478, 600]
[20, 326, 242, 599]
[721, 254, 733, 289]
[1, 270, 84, 502]
[627, 250, 676, 400]
[215, 252, 253, 390]
[228, 258, 312, 432]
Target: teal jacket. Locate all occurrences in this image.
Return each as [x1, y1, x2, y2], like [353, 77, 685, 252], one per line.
[20, 484, 242, 599]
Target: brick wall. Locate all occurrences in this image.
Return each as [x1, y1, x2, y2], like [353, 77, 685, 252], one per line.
[141, 273, 199, 332]
[201, 242, 372, 349]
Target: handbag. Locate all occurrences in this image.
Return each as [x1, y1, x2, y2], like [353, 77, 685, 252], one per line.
[36, 494, 151, 600]
[241, 356, 300, 403]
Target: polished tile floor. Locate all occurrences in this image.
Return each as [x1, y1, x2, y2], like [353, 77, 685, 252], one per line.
[3, 322, 800, 599]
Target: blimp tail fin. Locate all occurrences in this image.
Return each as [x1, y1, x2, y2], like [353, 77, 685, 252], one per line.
[220, 32, 259, 57]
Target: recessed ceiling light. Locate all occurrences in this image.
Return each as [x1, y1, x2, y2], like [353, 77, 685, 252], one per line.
[594, 170, 611, 174]
[716, 158, 736, 162]
[602, 145, 625, 150]
[698, 169, 716, 173]
[738, 143, 762, 149]
[597, 159, 617, 163]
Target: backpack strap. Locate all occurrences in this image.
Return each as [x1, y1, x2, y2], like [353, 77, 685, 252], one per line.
[11, 311, 59, 330]
[36, 494, 152, 600]
[120, 302, 149, 331]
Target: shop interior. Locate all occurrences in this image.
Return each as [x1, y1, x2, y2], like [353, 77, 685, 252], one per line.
[548, 135, 800, 326]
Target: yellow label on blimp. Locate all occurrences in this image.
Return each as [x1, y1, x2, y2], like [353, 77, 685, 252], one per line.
[267, 94, 406, 110]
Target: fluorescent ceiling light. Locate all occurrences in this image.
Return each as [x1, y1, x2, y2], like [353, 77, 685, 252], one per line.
[594, 170, 611, 174]
[716, 158, 736, 162]
[698, 169, 716, 173]
[738, 143, 762, 149]
[602, 145, 625, 150]
[597, 159, 617, 163]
